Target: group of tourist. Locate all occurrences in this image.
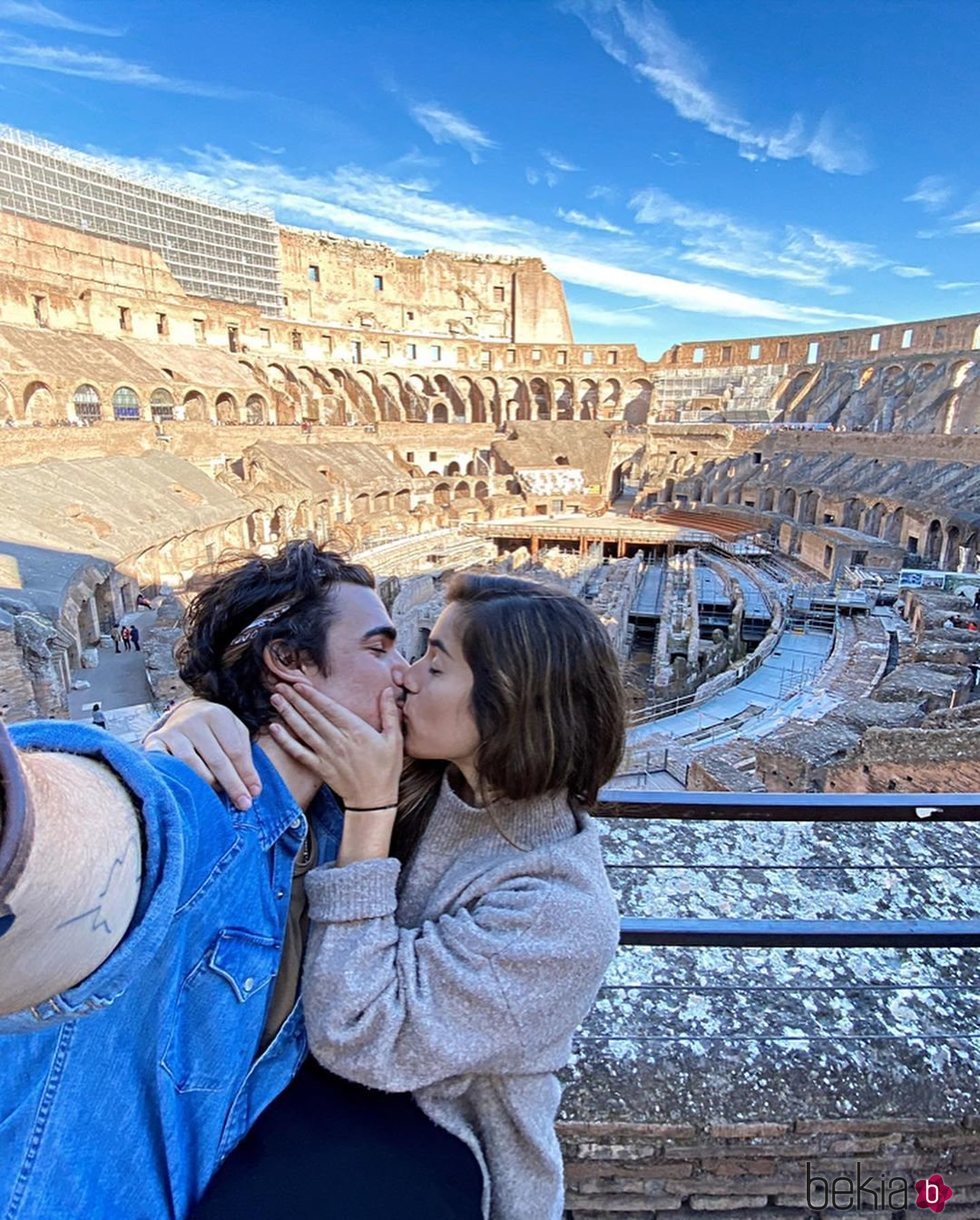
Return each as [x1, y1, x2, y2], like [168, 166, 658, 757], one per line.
[0, 540, 624, 1218]
[109, 622, 141, 652]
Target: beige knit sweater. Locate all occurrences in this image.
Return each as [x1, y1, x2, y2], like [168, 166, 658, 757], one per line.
[303, 773, 620, 1220]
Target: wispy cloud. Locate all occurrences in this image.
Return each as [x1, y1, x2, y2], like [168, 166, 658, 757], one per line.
[904, 175, 953, 211]
[97, 144, 890, 329]
[937, 281, 980, 291]
[557, 207, 631, 235]
[566, 0, 870, 174]
[0, 1, 121, 36]
[891, 265, 931, 278]
[0, 33, 245, 96]
[409, 101, 496, 161]
[526, 166, 559, 187]
[541, 148, 580, 172]
[629, 186, 913, 291]
[568, 300, 658, 329]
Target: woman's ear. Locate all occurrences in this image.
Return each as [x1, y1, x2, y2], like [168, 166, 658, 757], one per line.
[262, 639, 317, 684]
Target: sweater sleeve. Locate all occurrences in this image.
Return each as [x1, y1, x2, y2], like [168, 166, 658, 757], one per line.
[302, 856, 618, 1093]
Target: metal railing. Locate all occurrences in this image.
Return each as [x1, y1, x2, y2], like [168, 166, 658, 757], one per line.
[597, 789, 980, 949]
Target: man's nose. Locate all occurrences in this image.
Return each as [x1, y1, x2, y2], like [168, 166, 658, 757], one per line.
[390, 649, 410, 685]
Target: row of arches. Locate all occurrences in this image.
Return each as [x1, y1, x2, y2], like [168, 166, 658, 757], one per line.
[239, 361, 655, 426]
[693, 475, 979, 571]
[17, 381, 277, 426]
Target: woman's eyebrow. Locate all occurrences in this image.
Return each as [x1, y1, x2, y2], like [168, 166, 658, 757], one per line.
[429, 636, 453, 659]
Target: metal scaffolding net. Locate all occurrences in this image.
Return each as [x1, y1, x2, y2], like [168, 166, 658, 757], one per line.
[0, 125, 283, 317]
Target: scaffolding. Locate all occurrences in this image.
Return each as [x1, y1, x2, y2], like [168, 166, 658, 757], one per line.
[653, 362, 789, 419]
[0, 125, 283, 316]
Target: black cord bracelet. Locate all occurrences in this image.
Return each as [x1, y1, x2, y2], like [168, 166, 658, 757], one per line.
[344, 802, 399, 812]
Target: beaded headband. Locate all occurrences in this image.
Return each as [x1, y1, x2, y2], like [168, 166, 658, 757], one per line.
[222, 597, 300, 665]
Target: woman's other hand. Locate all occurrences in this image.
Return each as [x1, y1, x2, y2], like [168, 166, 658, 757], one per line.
[144, 699, 260, 811]
[268, 682, 402, 812]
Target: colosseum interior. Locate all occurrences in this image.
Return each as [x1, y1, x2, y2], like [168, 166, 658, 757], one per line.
[3, 127, 979, 1216]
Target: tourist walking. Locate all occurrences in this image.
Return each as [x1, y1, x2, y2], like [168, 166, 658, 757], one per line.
[130, 624, 141, 651]
[110, 624, 121, 653]
[121, 625, 132, 651]
[91, 702, 107, 729]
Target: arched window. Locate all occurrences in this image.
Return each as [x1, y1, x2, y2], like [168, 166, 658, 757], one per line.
[245, 394, 266, 425]
[112, 386, 141, 420]
[73, 384, 101, 422]
[150, 388, 175, 422]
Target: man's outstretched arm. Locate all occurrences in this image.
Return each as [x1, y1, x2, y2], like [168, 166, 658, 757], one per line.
[0, 729, 141, 1017]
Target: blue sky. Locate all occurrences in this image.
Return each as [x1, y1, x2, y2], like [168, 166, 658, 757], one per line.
[1, 0, 978, 360]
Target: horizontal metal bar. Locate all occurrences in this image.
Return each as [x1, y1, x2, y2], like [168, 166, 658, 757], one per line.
[607, 861, 980, 871]
[619, 917, 980, 948]
[575, 1032, 980, 1043]
[599, 789, 980, 822]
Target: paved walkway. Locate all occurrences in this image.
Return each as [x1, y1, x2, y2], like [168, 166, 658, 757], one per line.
[68, 609, 158, 740]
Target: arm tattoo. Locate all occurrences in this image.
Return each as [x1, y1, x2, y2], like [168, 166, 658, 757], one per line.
[56, 833, 142, 935]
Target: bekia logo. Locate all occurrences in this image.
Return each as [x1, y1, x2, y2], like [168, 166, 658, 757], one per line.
[806, 1162, 954, 1212]
[915, 1173, 954, 1214]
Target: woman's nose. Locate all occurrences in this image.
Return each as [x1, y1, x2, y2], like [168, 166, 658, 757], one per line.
[398, 657, 422, 693]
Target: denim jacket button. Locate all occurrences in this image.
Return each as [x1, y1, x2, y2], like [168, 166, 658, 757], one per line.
[243, 977, 255, 993]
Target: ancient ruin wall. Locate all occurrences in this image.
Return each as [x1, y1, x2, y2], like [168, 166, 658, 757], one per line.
[280, 229, 572, 344]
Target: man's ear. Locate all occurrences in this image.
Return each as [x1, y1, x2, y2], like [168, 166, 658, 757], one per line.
[262, 640, 318, 684]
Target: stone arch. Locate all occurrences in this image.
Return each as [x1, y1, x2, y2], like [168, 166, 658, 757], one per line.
[798, 489, 819, 526]
[778, 487, 797, 517]
[963, 531, 979, 572]
[479, 377, 500, 424]
[431, 402, 449, 424]
[433, 481, 451, 506]
[842, 497, 863, 530]
[445, 460, 461, 476]
[780, 370, 813, 421]
[150, 387, 175, 422]
[924, 519, 944, 566]
[23, 380, 55, 423]
[944, 523, 962, 570]
[863, 502, 886, 537]
[474, 480, 489, 500]
[760, 487, 775, 512]
[73, 383, 102, 424]
[245, 394, 267, 425]
[373, 490, 391, 513]
[578, 379, 598, 419]
[530, 377, 550, 420]
[554, 378, 574, 420]
[504, 377, 526, 422]
[454, 480, 471, 499]
[111, 386, 142, 421]
[601, 378, 621, 416]
[459, 376, 485, 424]
[352, 493, 371, 518]
[394, 488, 411, 512]
[182, 389, 210, 422]
[883, 506, 904, 544]
[624, 378, 653, 425]
[912, 361, 937, 384]
[266, 363, 293, 388]
[215, 392, 238, 424]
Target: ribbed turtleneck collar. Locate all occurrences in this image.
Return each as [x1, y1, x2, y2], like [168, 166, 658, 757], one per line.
[421, 770, 579, 856]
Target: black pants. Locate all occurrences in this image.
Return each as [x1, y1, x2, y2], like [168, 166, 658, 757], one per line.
[191, 1060, 483, 1220]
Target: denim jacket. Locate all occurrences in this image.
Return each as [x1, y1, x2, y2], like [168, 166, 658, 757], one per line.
[0, 722, 342, 1220]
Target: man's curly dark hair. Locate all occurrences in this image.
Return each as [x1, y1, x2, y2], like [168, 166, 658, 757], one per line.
[176, 541, 374, 736]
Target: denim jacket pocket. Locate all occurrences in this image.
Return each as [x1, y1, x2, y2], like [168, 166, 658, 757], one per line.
[161, 929, 281, 1093]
